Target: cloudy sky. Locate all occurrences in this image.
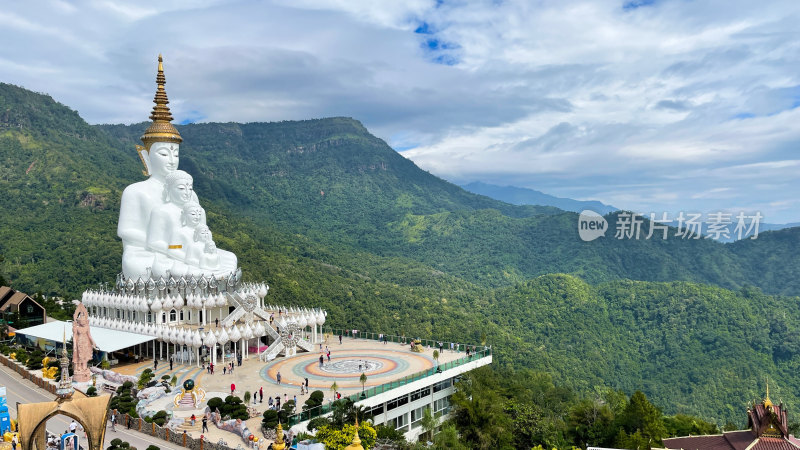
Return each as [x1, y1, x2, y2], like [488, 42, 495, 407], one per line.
[2, 0, 799, 222]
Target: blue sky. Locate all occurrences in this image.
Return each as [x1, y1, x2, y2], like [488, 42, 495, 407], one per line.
[1, 0, 799, 222]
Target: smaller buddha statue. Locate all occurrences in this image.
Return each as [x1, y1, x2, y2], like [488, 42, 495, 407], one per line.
[147, 170, 195, 277]
[193, 225, 220, 270]
[171, 202, 208, 268]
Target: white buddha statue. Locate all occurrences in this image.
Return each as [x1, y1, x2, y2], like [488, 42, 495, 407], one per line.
[118, 54, 237, 280]
[174, 201, 207, 267]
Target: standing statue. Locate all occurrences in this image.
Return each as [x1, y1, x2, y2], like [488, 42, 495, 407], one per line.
[117, 54, 237, 281]
[72, 303, 97, 382]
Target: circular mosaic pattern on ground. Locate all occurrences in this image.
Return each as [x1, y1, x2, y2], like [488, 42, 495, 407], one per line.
[260, 348, 435, 390]
[319, 358, 384, 374]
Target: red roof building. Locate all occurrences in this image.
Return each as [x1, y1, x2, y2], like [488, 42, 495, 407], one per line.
[663, 389, 800, 450]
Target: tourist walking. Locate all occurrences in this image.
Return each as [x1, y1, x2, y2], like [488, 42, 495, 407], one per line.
[190, 414, 196, 426]
[277, 371, 282, 384]
[339, 334, 342, 344]
[169, 356, 173, 371]
[260, 386, 264, 402]
[110, 411, 116, 432]
[202, 416, 208, 433]
[231, 383, 236, 394]
[154, 358, 158, 370]
[319, 355, 324, 367]
[223, 366, 227, 375]
[215, 318, 219, 328]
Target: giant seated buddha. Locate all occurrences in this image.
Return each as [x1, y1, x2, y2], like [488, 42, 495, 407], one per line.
[118, 55, 237, 280]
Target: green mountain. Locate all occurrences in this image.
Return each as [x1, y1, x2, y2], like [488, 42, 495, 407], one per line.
[2, 82, 800, 424]
[97, 118, 800, 295]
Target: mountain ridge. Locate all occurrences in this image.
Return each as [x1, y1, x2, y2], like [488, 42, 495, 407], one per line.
[461, 181, 619, 215]
[2, 83, 800, 424]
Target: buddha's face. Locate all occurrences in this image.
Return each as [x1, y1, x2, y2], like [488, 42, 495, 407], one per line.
[183, 206, 205, 227]
[168, 178, 194, 205]
[147, 142, 179, 178]
[195, 227, 212, 243]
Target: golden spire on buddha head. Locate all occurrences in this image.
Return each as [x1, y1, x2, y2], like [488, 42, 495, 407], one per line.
[140, 54, 182, 151]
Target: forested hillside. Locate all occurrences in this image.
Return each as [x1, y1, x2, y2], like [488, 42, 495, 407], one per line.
[2, 82, 800, 425]
[97, 118, 800, 295]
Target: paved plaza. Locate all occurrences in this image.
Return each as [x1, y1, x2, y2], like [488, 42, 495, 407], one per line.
[118, 336, 467, 445]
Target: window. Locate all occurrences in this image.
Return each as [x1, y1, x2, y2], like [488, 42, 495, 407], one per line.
[410, 406, 427, 429]
[411, 387, 430, 402]
[147, 312, 153, 323]
[162, 312, 167, 323]
[433, 378, 452, 393]
[434, 396, 451, 414]
[387, 395, 409, 411]
[367, 404, 384, 416]
[179, 309, 184, 321]
[26, 305, 33, 313]
[390, 414, 408, 431]
[170, 309, 177, 322]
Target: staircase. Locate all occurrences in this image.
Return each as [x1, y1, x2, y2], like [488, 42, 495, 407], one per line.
[175, 417, 203, 434]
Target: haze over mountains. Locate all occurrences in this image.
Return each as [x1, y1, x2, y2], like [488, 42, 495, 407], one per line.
[2, 82, 800, 423]
[461, 181, 618, 215]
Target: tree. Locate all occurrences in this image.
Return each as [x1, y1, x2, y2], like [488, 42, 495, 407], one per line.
[244, 391, 251, 404]
[359, 372, 367, 395]
[450, 375, 513, 449]
[420, 407, 437, 442]
[567, 398, 615, 448]
[330, 381, 338, 400]
[616, 391, 666, 448]
[315, 422, 376, 450]
[433, 349, 440, 372]
[434, 423, 468, 450]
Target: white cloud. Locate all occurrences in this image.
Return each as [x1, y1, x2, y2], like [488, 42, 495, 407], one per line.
[1, 0, 799, 221]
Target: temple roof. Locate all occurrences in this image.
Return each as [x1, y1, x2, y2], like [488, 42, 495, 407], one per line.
[663, 388, 800, 450]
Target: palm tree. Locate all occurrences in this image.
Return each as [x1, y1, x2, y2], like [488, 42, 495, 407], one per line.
[330, 381, 338, 402]
[359, 372, 367, 398]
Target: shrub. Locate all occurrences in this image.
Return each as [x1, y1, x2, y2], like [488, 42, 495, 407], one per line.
[279, 400, 296, 424]
[220, 395, 248, 420]
[307, 417, 330, 432]
[244, 391, 251, 404]
[207, 397, 224, 412]
[304, 390, 324, 411]
[146, 446, 160, 450]
[316, 423, 377, 450]
[262, 409, 279, 429]
[150, 410, 168, 426]
[375, 424, 407, 443]
[138, 369, 154, 388]
[87, 386, 97, 397]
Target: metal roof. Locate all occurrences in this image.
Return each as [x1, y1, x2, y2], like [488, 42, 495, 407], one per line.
[15, 320, 154, 353]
